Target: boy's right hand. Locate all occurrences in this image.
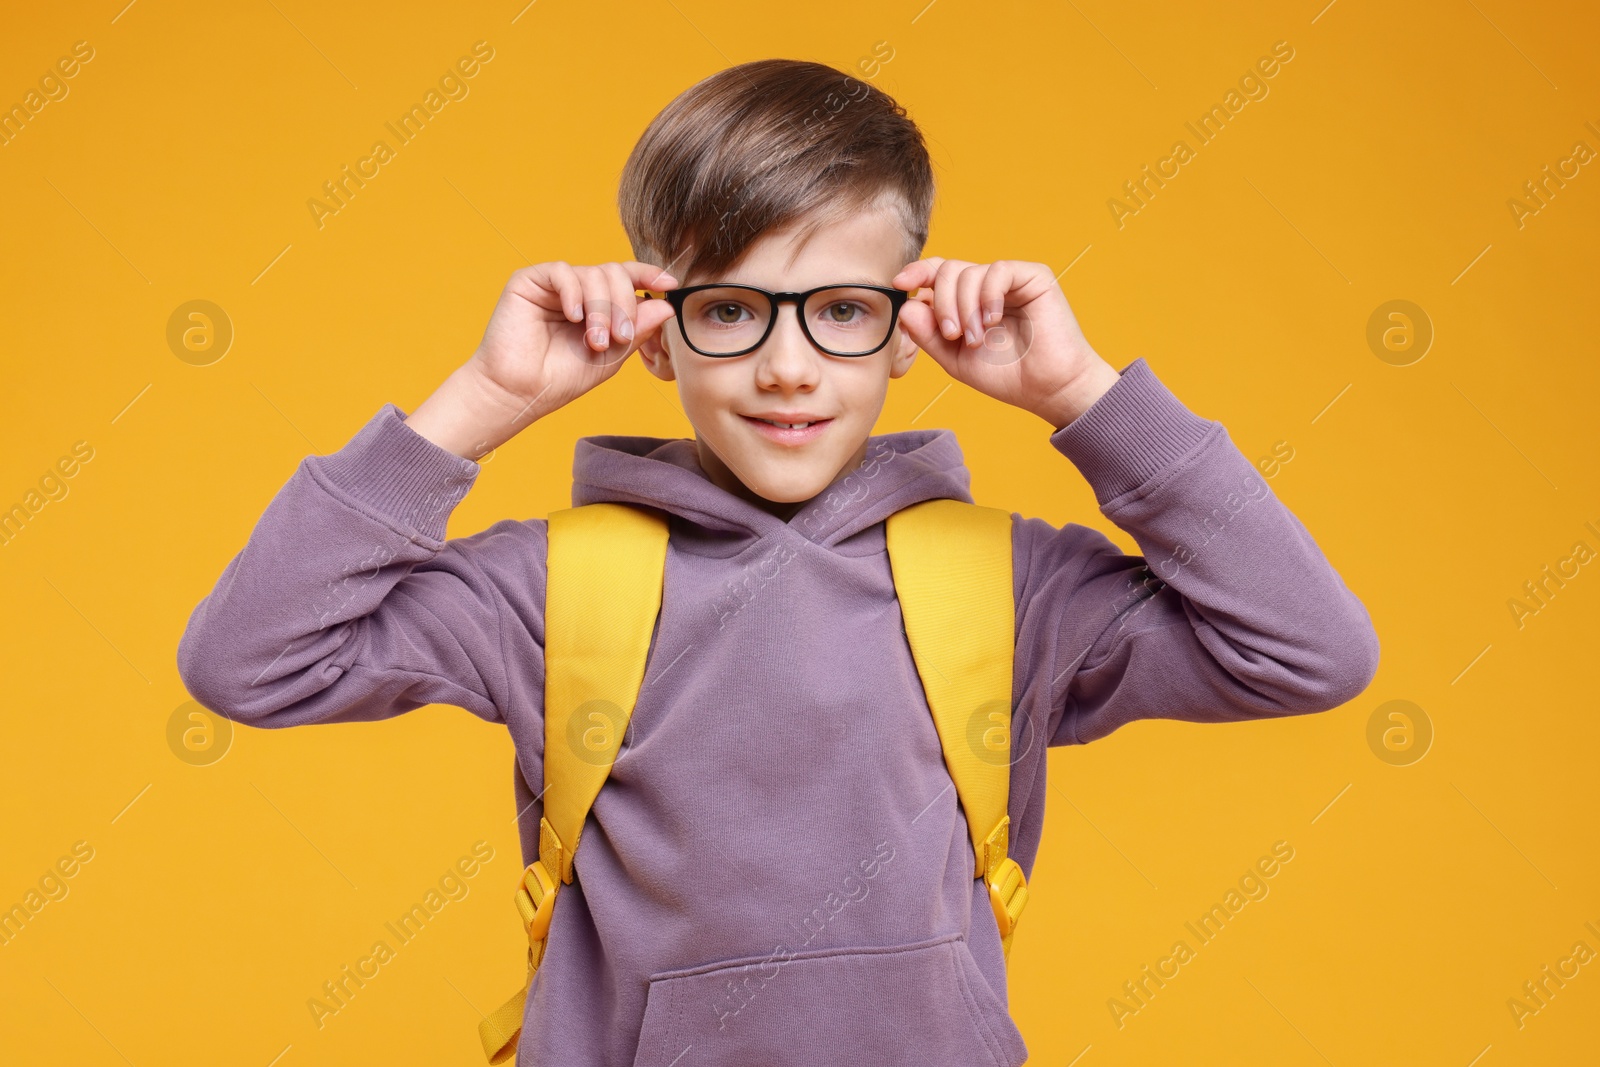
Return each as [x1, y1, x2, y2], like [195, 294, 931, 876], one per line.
[406, 260, 678, 459]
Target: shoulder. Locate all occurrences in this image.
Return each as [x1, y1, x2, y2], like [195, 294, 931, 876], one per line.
[425, 515, 551, 599]
[1007, 511, 1137, 605]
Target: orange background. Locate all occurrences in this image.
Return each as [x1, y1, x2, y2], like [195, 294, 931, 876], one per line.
[2, 1, 1597, 1064]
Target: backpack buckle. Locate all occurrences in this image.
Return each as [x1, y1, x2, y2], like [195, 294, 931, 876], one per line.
[981, 817, 1028, 943]
[986, 856, 1028, 940]
[513, 860, 558, 945]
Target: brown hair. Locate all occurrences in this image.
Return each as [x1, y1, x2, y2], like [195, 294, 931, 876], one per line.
[617, 58, 934, 284]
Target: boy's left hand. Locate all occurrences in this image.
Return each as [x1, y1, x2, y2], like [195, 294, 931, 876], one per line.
[891, 258, 1122, 429]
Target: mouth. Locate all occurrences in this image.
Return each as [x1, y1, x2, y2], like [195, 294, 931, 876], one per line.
[740, 414, 834, 444]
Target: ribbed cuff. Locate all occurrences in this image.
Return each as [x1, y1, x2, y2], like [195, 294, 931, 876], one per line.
[1048, 357, 1217, 506]
[312, 403, 480, 542]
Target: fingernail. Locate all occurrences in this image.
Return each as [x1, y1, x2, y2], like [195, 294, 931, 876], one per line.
[618, 319, 634, 341]
[983, 308, 1002, 325]
[941, 318, 958, 339]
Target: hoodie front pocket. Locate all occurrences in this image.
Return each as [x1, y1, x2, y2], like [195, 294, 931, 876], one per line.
[630, 932, 1027, 1067]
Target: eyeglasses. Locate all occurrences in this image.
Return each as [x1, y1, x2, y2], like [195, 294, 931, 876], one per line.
[648, 282, 911, 358]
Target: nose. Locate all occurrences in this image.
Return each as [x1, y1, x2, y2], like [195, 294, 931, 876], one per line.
[753, 300, 822, 391]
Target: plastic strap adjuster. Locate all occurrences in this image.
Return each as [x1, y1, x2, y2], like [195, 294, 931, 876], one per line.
[981, 817, 1028, 944]
[987, 856, 1028, 940]
[514, 860, 558, 946]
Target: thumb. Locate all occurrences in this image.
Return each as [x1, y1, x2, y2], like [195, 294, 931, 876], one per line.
[633, 297, 677, 344]
[897, 298, 956, 364]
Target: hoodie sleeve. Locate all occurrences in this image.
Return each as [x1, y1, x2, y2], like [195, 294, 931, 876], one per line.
[1011, 358, 1380, 746]
[176, 402, 547, 730]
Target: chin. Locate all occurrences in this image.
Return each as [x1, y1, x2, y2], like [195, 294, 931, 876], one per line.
[697, 419, 867, 508]
[743, 467, 835, 505]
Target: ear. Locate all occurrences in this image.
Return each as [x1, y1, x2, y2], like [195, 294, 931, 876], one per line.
[637, 328, 678, 382]
[887, 325, 918, 379]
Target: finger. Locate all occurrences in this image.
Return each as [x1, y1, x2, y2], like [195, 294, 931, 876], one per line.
[531, 260, 588, 323]
[897, 298, 972, 386]
[895, 297, 959, 366]
[577, 267, 614, 351]
[977, 260, 1015, 328]
[955, 264, 988, 347]
[550, 261, 588, 323]
[930, 259, 969, 342]
[896, 296, 936, 349]
[522, 261, 583, 321]
[623, 260, 679, 293]
[603, 262, 639, 347]
[635, 293, 676, 335]
[891, 256, 944, 293]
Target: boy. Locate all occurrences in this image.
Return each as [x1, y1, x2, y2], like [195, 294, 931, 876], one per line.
[178, 58, 1379, 1066]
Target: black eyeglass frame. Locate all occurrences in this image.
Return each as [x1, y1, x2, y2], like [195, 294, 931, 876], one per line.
[652, 282, 912, 358]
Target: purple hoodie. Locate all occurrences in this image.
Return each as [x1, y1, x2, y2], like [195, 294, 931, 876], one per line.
[176, 357, 1379, 1066]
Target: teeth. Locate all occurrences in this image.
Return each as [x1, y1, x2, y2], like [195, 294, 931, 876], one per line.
[758, 418, 813, 429]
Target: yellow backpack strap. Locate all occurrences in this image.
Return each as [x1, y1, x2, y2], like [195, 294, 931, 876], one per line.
[885, 498, 1029, 961]
[478, 502, 669, 1064]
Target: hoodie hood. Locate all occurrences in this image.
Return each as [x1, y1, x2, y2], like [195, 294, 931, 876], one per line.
[570, 428, 975, 552]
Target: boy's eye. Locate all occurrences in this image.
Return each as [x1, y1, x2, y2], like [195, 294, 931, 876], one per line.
[711, 303, 750, 324]
[822, 302, 864, 323]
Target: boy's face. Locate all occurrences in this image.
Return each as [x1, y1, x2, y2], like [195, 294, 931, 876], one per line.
[637, 202, 919, 521]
